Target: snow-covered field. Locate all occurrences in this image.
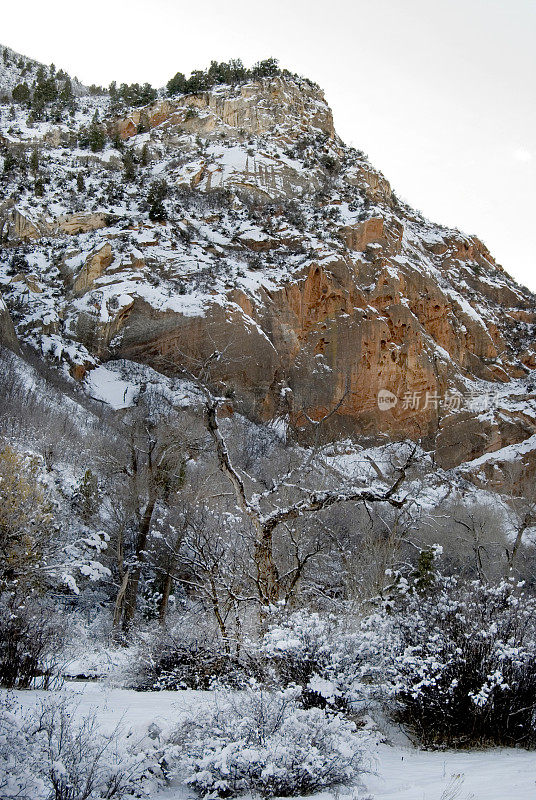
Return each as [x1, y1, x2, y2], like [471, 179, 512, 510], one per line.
[365, 742, 535, 799]
[5, 681, 535, 800]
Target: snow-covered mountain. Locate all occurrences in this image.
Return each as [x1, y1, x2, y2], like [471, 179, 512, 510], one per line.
[1, 49, 535, 489]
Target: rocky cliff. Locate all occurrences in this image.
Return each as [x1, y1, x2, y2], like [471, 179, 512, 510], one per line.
[1, 56, 535, 481]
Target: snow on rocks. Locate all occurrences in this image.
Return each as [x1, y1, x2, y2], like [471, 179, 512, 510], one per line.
[83, 365, 139, 409]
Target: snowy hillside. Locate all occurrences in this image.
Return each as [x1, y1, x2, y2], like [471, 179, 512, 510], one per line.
[0, 43, 86, 99]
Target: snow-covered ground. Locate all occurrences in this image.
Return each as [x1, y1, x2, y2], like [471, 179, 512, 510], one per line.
[365, 742, 535, 799]
[7, 681, 211, 739]
[5, 681, 536, 800]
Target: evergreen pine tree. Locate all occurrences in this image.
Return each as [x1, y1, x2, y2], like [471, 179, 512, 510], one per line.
[74, 469, 100, 520]
[147, 180, 168, 221]
[59, 76, 74, 104]
[3, 150, 17, 173]
[12, 82, 30, 106]
[30, 148, 39, 175]
[140, 142, 150, 166]
[123, 150, 137, 182]
[87, 117, 106, 152]
[252, 57, 279, 78]
[167, 71, 186, 95]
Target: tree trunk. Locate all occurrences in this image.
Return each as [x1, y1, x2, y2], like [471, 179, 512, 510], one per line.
[112, 569, 130, 631]
[255, 527, 280, 606]
[158, 569, 174, 624]
[121, 494, 156, 633]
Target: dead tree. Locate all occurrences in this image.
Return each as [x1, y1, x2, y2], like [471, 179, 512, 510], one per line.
[205, 394, 411, 606]
[162, 347, 412, 610]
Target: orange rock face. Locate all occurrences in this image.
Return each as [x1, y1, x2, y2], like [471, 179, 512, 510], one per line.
[338, 218, 385, 251]
[101, 224, 535, 467]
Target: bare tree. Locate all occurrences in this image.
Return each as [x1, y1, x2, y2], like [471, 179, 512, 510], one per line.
[318, 501, 412, 603]
[205, 393, 411, 606]
[417, 500, 509, 582]
[99, 407, 187, 635]
[175, 504, 253, 653]
[129, 348, 414, 626]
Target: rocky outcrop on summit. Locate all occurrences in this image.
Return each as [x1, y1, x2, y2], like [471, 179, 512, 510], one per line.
[114, 77, 335, 143]
[0, 43, 87, 99]
[1, 68, 535, 476]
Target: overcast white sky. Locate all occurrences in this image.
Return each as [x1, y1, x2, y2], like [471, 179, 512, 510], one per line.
[2, 0, 534, 289]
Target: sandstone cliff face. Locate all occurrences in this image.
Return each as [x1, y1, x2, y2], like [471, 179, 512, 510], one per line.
[109, 236, 535, 468]
[1, 73, 535, 477]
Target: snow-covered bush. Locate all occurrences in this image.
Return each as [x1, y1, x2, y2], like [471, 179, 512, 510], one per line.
[260, 610, 365, 711]
[0, 696, 161, 799]
[261, 611, 333, 688]
[60, 611, 137, 682]
[0, 595, 62, 688]
[127, 615, 256, 691]
[133, 638, 246, 691]
[259, 577, 536, 748]
[167, 686, 366, 797]
[357, 575, 536, 747]
[0, 698, 44, 799]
